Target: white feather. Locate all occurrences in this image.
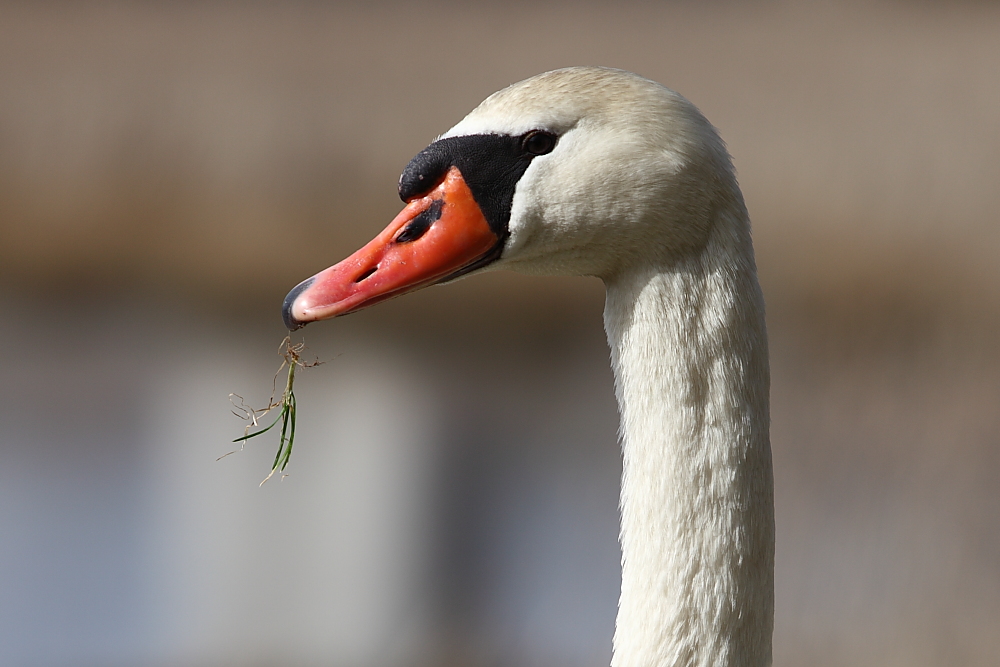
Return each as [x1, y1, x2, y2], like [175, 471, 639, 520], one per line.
[452, 67, 774, 667]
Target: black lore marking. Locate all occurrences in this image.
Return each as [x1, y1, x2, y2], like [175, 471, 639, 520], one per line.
[398, 132, 557, 240]
[395, 198, 444, 244]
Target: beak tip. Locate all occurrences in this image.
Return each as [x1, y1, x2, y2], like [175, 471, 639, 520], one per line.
[284, 318, 307, 332]
[282, 277, 315, 331]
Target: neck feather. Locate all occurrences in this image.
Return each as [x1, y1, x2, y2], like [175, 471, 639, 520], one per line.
[603, 223, 774, 667]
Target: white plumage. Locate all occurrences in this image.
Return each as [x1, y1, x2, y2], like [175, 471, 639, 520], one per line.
[450, 68, 774, 667]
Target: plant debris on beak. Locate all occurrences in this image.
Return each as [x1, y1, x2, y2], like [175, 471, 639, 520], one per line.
[226, 336, 321, 484]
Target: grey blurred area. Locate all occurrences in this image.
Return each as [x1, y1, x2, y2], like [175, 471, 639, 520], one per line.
[1, 1, 998, 666]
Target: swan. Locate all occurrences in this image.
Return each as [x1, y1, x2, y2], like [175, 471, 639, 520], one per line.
[283, 66, 773, 667]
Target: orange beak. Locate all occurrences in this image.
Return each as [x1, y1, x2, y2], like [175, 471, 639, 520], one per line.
[283, 167, 501, 329]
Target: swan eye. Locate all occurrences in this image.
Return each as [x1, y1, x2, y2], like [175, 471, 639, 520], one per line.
[522, 130, 557, 156]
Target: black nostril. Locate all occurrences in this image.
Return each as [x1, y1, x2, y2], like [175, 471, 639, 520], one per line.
[354, 267, 377, 283]
[395, 199, 445, 244]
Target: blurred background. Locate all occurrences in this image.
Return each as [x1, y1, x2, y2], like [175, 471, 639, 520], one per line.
[1, 1, 998, 666]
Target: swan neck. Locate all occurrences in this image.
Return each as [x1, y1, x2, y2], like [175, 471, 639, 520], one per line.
[604, 246, 773, 667]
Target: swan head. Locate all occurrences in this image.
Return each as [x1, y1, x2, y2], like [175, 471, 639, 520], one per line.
[284, 66, 741, 329]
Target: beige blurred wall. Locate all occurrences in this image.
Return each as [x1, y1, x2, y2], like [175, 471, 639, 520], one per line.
[1, 2, 998, 667]
[4, 1, 998, 307]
